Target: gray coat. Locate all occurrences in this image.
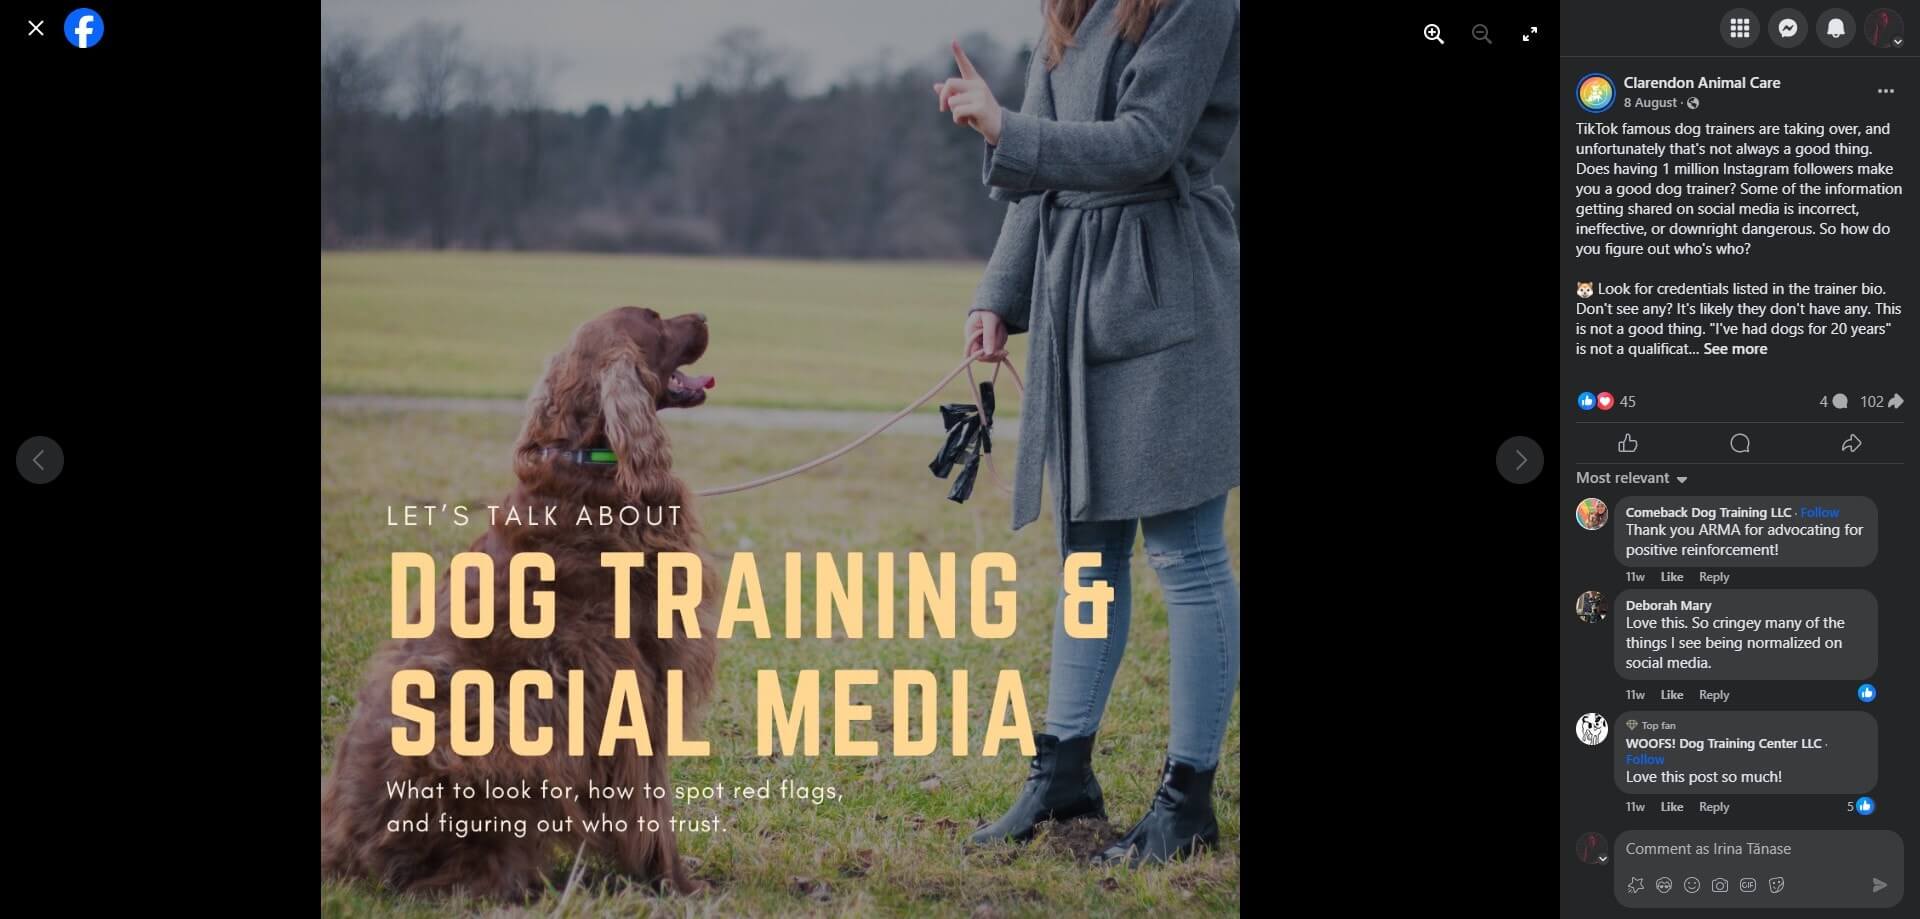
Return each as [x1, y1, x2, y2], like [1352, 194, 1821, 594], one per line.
[970, 0, 1240, 541]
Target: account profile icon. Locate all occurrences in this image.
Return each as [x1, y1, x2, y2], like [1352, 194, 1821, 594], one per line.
[1576, 73, 1616, 113]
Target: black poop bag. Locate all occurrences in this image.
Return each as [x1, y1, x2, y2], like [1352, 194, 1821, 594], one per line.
[929, 381, 995, 503]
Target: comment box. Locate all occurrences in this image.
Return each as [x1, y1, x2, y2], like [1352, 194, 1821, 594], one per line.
[1614, 589, 1878, 680]
[1614, 829, 1903, 909]
[1612, 496, 1878, 567]
[1613, 710, 1876, 795]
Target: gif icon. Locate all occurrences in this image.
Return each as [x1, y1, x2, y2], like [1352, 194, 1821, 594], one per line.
[64, 8, 104, 49]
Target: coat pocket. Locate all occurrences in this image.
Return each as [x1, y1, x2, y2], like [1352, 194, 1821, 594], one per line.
[1084, 203, 1196, 364]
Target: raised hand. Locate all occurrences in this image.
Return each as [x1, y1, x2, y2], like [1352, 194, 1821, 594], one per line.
[933, 41, 1003, 146]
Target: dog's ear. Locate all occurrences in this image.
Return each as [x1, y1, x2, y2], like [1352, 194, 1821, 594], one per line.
[515, 351, 564, 453]
[600, 345, 674, 501]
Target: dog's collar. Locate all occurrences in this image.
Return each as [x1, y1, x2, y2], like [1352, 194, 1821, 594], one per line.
[537, 447, 618, 465]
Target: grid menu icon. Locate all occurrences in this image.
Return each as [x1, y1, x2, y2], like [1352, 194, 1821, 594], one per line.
[1729, 16, 1752, 38]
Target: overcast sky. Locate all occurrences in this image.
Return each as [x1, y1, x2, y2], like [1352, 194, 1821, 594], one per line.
[323, 0, 1045, 111]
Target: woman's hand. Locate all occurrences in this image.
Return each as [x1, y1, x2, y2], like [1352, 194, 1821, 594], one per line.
[965, 310, 1008, 363]
[934, 41, 1002, 146]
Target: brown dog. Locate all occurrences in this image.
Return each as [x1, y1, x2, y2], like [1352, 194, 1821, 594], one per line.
[322, 307, 720, 900]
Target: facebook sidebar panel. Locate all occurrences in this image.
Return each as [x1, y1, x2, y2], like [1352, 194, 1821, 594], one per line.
[1560, 2, 1911, 915]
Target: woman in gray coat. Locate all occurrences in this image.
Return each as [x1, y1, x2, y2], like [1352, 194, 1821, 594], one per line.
[936, 0, 1239, 866]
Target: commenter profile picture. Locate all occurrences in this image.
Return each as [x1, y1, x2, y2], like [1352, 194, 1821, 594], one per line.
[1577, 73, 1615, 113]
[1576, 590, 1609, 623]
[1576, 497, 1609, 530]
[1577, 713, 1610, 745]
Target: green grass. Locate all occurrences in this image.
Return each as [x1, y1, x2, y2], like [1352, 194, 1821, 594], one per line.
[322, 408, 1239, 917]
[321, 252, 1029, 413]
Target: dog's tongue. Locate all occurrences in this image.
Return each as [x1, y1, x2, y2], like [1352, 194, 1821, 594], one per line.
[687, 374, 715, 390]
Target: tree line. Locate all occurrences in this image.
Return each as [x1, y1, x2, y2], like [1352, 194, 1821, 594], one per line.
[321, 23, 1240, 258]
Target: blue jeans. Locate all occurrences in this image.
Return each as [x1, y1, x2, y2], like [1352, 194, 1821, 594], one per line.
[1044, 493, 1240, 770]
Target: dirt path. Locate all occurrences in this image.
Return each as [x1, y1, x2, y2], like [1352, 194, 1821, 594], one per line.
[321, 395, 1021, 440]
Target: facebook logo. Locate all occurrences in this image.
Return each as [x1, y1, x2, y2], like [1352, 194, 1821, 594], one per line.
[65, 9, 103, 49]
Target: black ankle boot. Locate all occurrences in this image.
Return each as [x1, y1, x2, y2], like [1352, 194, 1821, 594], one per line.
[1094, 757, 1220, 866]
[967, 733, 1105, 846]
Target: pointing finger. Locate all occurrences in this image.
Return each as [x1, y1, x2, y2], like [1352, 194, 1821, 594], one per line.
[952, 41, 980, 81]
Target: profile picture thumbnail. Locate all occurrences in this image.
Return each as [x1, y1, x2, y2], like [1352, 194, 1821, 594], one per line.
[1575, 497, 1609, 531]
[1576, 712, 1609, 745]
[1576, 73, 1615, 113]
[1576, 590, 1609, 624]
[1575, 831, 1610, 865]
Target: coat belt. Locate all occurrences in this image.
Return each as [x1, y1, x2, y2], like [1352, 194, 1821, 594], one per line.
[1016, 171, 1215, 542]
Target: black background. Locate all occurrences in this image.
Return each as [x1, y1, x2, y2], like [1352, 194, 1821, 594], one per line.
[2, 2, 1584, 909]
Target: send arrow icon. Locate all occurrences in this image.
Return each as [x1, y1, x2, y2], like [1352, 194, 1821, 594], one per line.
[1874, 877, 1888, 893]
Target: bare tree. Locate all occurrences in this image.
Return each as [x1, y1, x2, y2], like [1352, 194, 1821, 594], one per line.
[687, 26, 807, 94]
[396, 23, 465, 248]
[322, 23, 392, 245]
[400, 23, 463, 118]
[502, 52, 558, 203]
[486, 49, 563, 247]
[669, 28, 810, 253]
[319, 22, 1239, 256]
[321, 24, 391, 116]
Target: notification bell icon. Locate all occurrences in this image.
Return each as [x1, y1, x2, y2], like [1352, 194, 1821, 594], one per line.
[1828, 18, 1846, 38]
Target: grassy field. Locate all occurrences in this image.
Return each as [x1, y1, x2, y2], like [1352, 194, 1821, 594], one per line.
[321, 253, 1238, 916]
[321, 252, 1029, 413]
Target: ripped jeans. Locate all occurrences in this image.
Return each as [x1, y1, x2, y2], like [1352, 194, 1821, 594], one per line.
[1044, 492, 1240, 770]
